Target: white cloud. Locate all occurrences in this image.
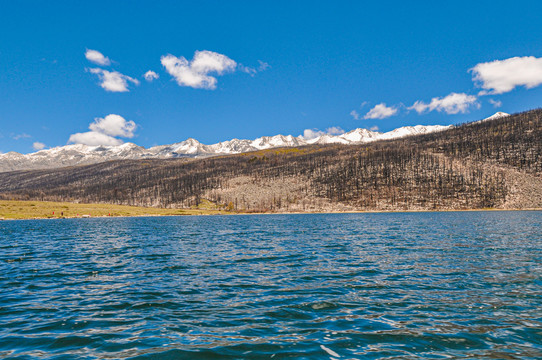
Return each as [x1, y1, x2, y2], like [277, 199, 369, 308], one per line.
[88, 68, 140, 92]
[85, 49, 111, 66]
[89, 114, 136, 138]
[350, 110, 360, 120]
[32, 142, 46, 150]
[161, 50, 237, 89]
[303, 129, 324, 140]
[144, 70, 159, 82]
[488, 99, 502, 108]
[409, 93, 479, 114]
[326, 126, 344, 135]
[364, 103, 398, 119]
[68, 114, 137, 146]
[369, 125, 379, 131]
[471, 56, 542, 95]
[409, 101, 427, 114]
[302, 127, 344, 140]
[68, 131, 123, 146]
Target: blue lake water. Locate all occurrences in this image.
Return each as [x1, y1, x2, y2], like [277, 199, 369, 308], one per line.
[0, 212, 541, 359]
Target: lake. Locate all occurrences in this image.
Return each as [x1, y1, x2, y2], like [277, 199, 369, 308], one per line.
[1, 212, 541, 359]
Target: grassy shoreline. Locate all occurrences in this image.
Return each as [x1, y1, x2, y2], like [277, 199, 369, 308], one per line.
[0, 200, 222, 220]
[0, 200, 540, 220]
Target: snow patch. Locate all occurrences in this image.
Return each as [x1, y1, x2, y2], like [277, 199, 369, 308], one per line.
[1, 124, 453, 172]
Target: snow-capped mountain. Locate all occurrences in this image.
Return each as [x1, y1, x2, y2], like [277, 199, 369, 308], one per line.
[0, 123, 454, 172]
[479, 112, 509, 122]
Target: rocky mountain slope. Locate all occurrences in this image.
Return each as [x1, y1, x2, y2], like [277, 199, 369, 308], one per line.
[0, 124, 453, 172]
[0, 110, 539, 212]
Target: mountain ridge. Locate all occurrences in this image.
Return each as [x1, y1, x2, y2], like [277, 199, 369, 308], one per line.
[0, 113, 508, 172]
[0, 124, 453, 172]
[0, 109, 538, 213]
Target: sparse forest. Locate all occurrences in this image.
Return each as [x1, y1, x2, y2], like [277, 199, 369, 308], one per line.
[0, 109, 541, 212]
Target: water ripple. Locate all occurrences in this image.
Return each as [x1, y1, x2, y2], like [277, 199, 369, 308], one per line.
[0, 211, 541, 359]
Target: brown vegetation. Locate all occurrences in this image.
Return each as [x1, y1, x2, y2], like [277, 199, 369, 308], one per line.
[0, 109, 540, 212]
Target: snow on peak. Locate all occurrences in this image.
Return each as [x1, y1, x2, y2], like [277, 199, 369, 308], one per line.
[481, 112, 509, 122]
[0, 123, 452, 172]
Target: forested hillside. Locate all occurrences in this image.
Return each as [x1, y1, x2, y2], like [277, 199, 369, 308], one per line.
[0, 109, 541, 212]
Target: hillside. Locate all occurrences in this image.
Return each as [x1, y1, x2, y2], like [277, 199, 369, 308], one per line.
[0, 109, 540, 212]
[0, 124, 450, 172]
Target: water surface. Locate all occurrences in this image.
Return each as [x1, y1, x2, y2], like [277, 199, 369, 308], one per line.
[1, 212, 541, 359]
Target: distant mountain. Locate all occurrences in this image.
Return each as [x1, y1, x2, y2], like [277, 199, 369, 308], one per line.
[479, 112, 510, 122]
[1, 109, 540, 212]
[0, 123, 452, 172]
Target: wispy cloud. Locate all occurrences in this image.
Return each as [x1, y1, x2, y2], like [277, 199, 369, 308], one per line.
[12, 133, 31, 140]
[364, 103, 398, 119]
[238, 64, 257, 76]
[161, 50, 237, 89]
[85, 49, 111, 66]
[350, 102, 370, 120]
[68, 114, 137, 146]
[409, 93, 479, 114]
[471, 56, 542, 95]
[238, 60, 271, 76]
[144, 70, 159, 82]
[350, 110, 360, 120]
[488, 99, 502, 108]
[88, 68, 140, 92]
[258, 60, 270, 71]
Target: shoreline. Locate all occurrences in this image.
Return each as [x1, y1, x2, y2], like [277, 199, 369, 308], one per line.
[1, 201, 541, 221]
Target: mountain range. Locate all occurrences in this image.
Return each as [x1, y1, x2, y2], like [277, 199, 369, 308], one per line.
[0, 113, 509, 172]
[1, 109, 538, 213]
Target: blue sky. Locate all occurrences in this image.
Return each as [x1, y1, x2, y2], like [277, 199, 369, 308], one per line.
[1, 0, 542, 153]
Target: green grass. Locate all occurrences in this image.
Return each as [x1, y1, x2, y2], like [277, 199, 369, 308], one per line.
[0, 200, 223, 220]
